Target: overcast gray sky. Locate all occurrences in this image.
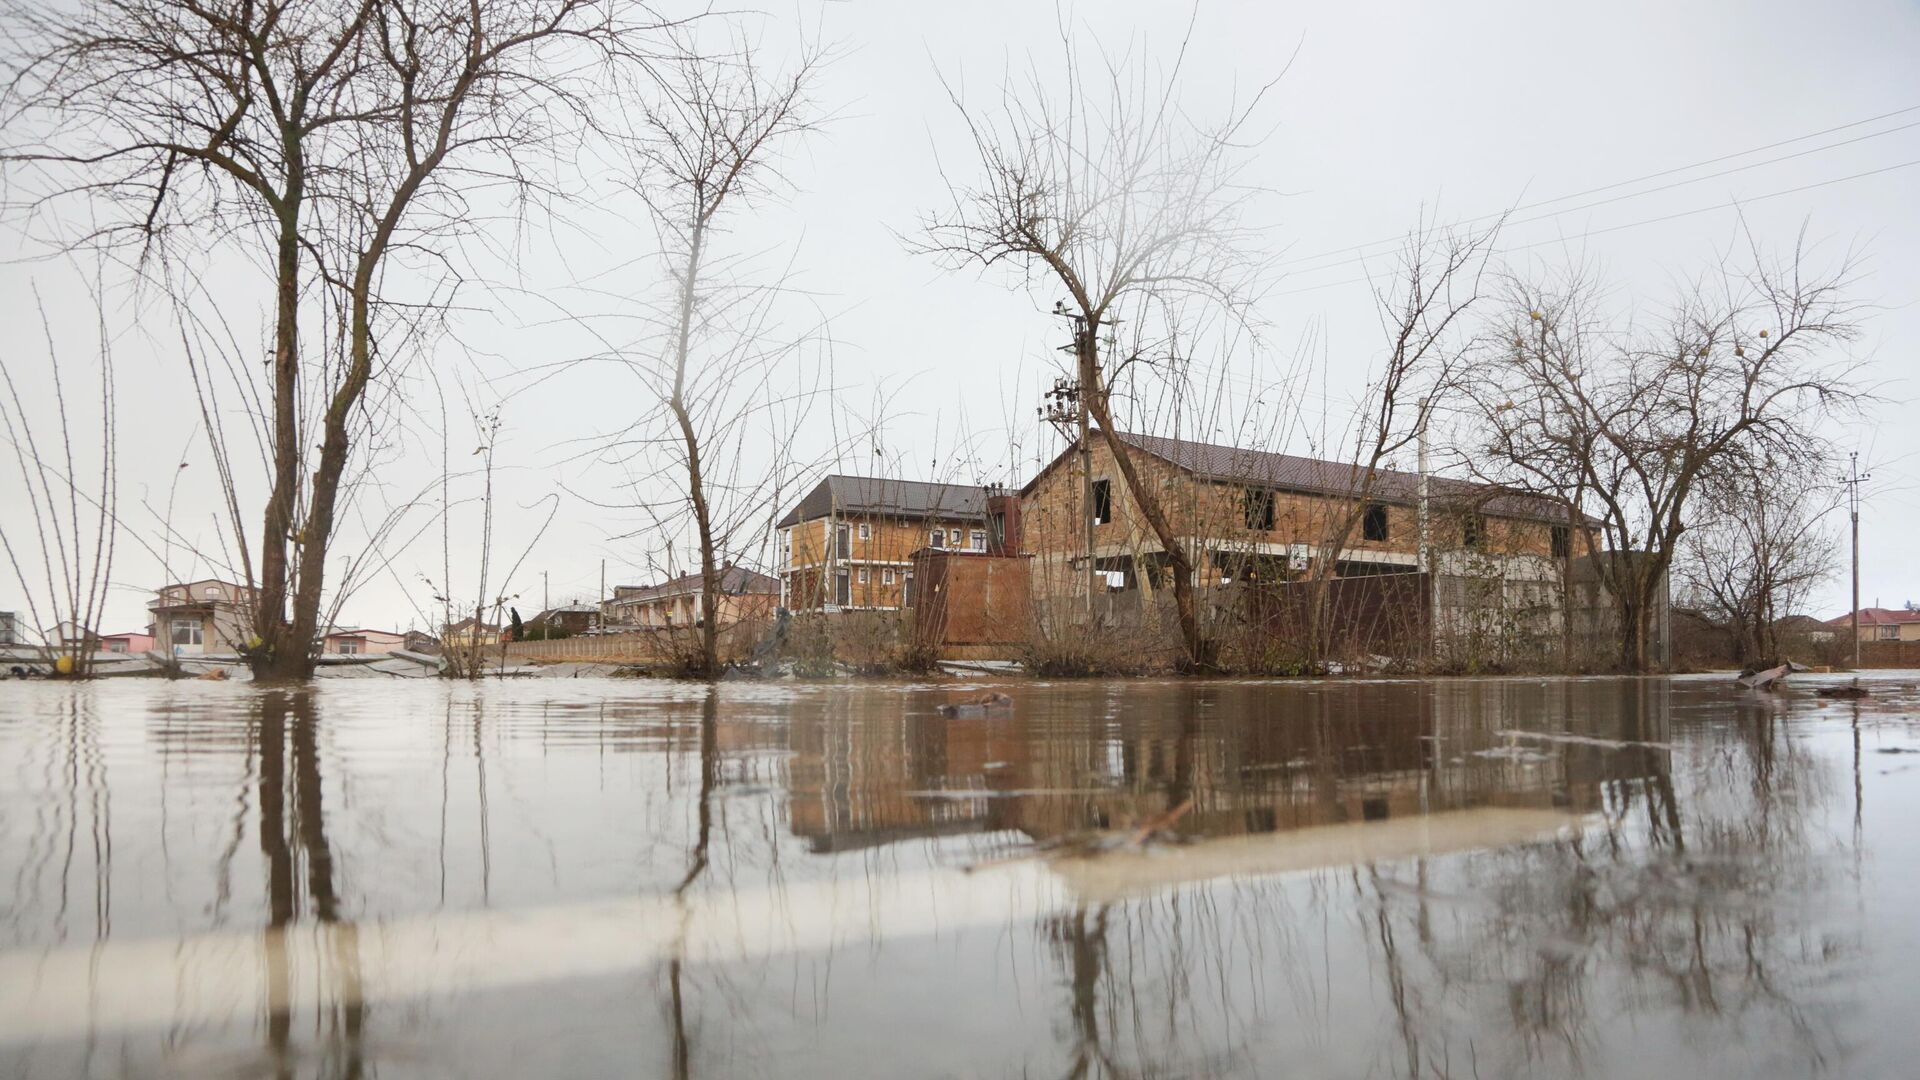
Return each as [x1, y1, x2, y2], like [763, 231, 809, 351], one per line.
[3, 0, 1916, 636]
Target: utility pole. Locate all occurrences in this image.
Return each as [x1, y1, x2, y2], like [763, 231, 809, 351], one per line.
[1416, 418, 1433, 660]
[542, 570, 549, 612]
[1042, 360, 1091, 615]
[1841, 451, 1871, 669]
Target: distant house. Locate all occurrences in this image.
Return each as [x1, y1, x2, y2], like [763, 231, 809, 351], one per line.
[442, 617, 503, 649]
[604, 567, 778, 629]
[150, 579, 257, 655]
[776, 476, 991, 612]
[42, 620, 102, 651]
[526, 604, 601, 637]
[403, 630, 441, 654]
[100, 631, 156, 654]
[1826, 606, 1920, 642]
[1774, 614, 1835, 645]
[321, 627, 406, 655]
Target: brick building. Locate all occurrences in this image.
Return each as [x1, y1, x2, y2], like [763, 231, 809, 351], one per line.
[776, 476, 989, 612]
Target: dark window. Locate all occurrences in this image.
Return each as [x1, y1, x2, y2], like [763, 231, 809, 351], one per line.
[834, 523, 850, 559]
[835, 571, 850, 607]
[1464, 514, 1487, 550]
[1091, 479, 1113, 525]
[1362, 503, 1389, 542]
[1243, 488, 1275, 530]
[1551, 524, 1571, 558]
[929, 529, 944, 549]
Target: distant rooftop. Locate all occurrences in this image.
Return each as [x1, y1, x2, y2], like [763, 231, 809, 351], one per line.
[776, 475, 991, 530]
[1826, 607, 1920, 626]
[606, 566, 779, 606]
[1025, 430, 1577, 523]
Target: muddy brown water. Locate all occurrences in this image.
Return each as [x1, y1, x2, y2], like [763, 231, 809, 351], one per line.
[4, 674, 1920, 1078]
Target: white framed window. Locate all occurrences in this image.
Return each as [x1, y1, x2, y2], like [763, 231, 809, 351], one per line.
[970, 530, 986, 551]
[948, 528, 964, 547]
[338, 640, 361, 655]
[106, 640, 128, 654]
[930, 529, 945, 549]
[857, 567, 870, 584]
[170, 618, 202, 647]
[203, 586, 220, 599]
[1877, 625, 1899, 641]
[883, 568, 896, 585]
[857, 522, 871, 541]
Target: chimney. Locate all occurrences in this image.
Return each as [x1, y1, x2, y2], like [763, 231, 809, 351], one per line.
[986, 486, 1022, 556]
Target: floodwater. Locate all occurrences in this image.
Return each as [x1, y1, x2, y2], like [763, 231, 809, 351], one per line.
[3, 675, 1919, 1079]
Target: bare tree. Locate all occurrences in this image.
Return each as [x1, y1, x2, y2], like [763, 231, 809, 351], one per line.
[1678, 451, 1839, 667]
[1463, 231, 1864, 671]
[4, 0, 679, 680]
[914, 18, 1273, 669]
[605, 39, 822, 677]
[1299, 222, 1495, 666]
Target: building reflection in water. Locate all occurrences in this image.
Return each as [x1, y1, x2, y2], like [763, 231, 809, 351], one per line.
[773, 678, 1852, 1079]
[783, 681, 1672, 857]
[0, 675, 1889, 1080]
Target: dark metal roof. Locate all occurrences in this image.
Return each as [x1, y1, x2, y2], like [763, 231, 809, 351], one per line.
[1026, 431, 1576, 524]
[775, 475, 991, 530]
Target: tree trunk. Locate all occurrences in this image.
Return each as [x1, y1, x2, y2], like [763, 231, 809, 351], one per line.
[1079, 338, 1210, 669]
[269, 259, 380, 682]
[252, 195, 304, 677]
[669, 217, 719, 678]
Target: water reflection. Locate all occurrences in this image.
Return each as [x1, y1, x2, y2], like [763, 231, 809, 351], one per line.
[0, 676, 1914, 1078]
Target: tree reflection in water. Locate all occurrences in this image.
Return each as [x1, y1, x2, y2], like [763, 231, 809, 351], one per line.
[0, 676, 1902, 1079]
[255, 689, 364, 1080]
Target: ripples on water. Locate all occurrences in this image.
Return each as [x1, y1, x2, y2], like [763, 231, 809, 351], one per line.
[3, 674, 1919, 1078]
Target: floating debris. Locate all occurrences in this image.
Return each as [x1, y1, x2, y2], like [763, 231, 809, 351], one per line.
[1737, 662, 1794, 690]
[1817, 684, 1870, 700]
[1495, 730, 1673, 750]
[937, 691, 1014, 717]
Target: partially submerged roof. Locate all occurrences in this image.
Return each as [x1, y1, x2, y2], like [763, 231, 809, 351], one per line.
[776, 475, 991, 529]
[1022, 431, 1575, 523]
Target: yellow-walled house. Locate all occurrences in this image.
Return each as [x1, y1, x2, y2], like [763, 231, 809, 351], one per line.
[776, 476, 989, 612]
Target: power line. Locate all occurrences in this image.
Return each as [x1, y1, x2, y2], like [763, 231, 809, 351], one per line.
[1284, 118, 1920, 280]
[1275, 101, 1920, 271]
[1272, 156, 1920, 298]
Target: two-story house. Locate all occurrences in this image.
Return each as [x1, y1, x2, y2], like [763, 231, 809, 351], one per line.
[1019, 430, 1586, 598]
[149, 579, 257, 655]
[776, 476, 990, 612]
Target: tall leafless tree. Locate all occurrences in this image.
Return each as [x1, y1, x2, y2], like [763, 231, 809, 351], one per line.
[1299, 222, 1496, 666]
[914, 18, 1274, 669]
[1462, 231, 1864, 671]
[3, 0, 681, 680]
[607, 40, 823, 677]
